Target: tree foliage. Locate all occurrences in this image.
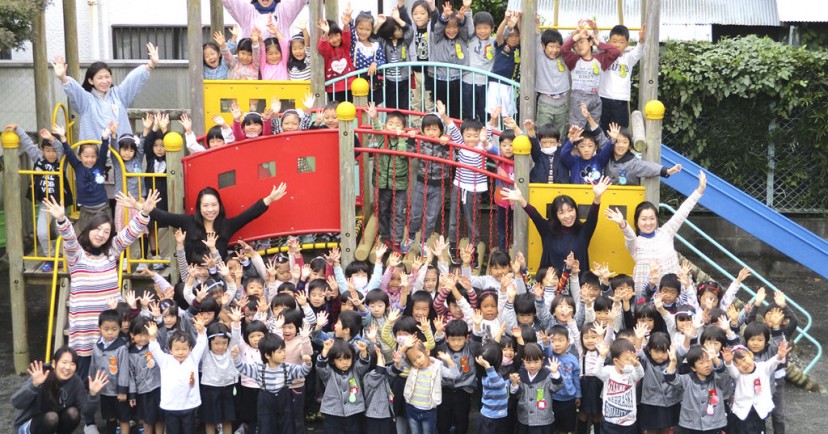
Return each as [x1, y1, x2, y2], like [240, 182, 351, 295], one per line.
[0, 0, 49, 53]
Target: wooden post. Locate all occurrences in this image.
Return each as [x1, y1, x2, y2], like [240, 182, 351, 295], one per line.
[210, 0, 224, 36]
[32, 5, 51, 131]
[188, 0, 205, 134]
[553, 0, 559, 27]
[638, 0, 661, 204]
[351, 78, 372, 213]
[63, 0, 80, 82]
[310, 0, 325, 107]
[2, 130, 30, 373]
[163, 132, 185, 284]
[617, 0, 624, 25]
[518, 0, 537, 125]
[511, 135, 531, 256]
[337, 102, 357, 265]
[325, 0, 338, 25]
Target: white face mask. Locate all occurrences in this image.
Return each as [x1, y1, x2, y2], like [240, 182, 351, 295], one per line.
[352, 276, 368, 292]
[502, 355, 513, 366]
[540, 146, 556, 155]
[622, 364, 635, 374]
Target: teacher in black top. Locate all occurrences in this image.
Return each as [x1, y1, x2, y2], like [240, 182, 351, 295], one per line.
[502, 177, 611, 272]
[150, 183, 287, 263]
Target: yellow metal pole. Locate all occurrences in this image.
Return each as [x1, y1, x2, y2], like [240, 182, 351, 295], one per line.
[44, 237, 64, 360]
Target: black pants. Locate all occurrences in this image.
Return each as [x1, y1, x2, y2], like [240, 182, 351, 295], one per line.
[437, 388, 472, 434]
[434, 78, 462, 120]
[323, 414, 362, 434]
[164, 408, 196, 434]
[28, 407, 81, 434]
[385, 78, 410, 111]
[599, 97, 630, 131]
[258, 387, 295, 434]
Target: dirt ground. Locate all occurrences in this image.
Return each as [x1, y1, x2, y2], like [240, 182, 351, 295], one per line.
[0, 257, 825, 433]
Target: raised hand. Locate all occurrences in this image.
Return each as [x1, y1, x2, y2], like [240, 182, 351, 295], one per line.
[608, 122, 621, 142]
[773, 290, 787, 308]
[264, 183, 288, 205]
[697, 171, 707, 194]
[179, 114, 193, 134]
[547, 356, 561, 373]
[28, 360, 49, 387]
[231, 345, 240, 359]
[604, 207, 626, 226]
[146, 42, 160, 67]
[88, 369, 110, 396]
[41, 196, 66, 221]
[510, 372, 520, 386]
[52, 55, 68, 80]
[591, 176, 612, 199]
[316, 311, 329, 330]
[145, 321, 158, 337]
[475, 355, 490, 369]
[229, 306, 243, 324]
[499, 188, 526, 206]
[387, 307, 401, 324]
[322, 338, 335, 357]
[365, 323, 378, 343]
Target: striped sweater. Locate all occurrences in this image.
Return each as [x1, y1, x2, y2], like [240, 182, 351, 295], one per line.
[480, 366, 509, 419]
[58, 212, 149, 357]
[452, 123, 492, 192]
[233, 358, 312, 394]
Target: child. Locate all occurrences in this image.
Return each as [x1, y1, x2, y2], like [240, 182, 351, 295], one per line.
[128, 317, 163, 434]
[269, 94, 315, 134]
[199, 322, 238, 434]
[231, 318, 268, 432]
[140, 115, 170, 269]
[203, 40, 229, 79]
[463, 11, 496, 122]
[560, 126, 614, 185]
[64, 122, 114, 231]
[287, 32, 312, 80]
[448, 119, 491, 261]
[594, 339, 645, 433]
[400, 340, 461, 434]
[509, 342, 564, 433]
[377, 2, 415, 110]
[111, 132, 147, 262]
[318, 13, 355, 102]
[217, 30, 260, 80]
[578, 322, 613, 434]
[407, 106, 456, 249]
[350, 11, 386, 105]
[363, 345, 395, 434]
[605, 172, 707, 297]
[279, 308, 314, 433]
[317, 339, 372, 433]
[637, 332, 681, 434]
[88, 310, 131, 434]
[232, 333, 313, 434]
[182, 113, 235, 153]
[525, 120, 568, 184]
[488, 123, 516, 250]
[546, 325, 580, 434]
[487, 11, 521, 118]
[604, 124, 681, 185]
[727, 341, 790, 434]
[409, 0, 438, 115]
[561, 25, 621, 129]
[436, 320, 482, 434]
[475, 344, 509, 434]
[230, 100, 274, 141]
[664, 344, 733, 434]
[145, 316, 208, 434]
[598, 25, 646, 130]
[261, 16, 290, 80]
[535, 29, 570, 135]
[10, 124, 71, 270]
[430, 0, 472, 119]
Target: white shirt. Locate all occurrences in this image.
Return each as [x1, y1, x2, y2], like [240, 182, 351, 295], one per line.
[598, 44, 644, 101]
[727, 358, 781, 420]
[149, 332, 207, 411]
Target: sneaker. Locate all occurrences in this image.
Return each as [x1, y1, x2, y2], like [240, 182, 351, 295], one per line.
[400, 239, 412, 254]
[114, 427, 121, 434]
[139, 428, 145, 434]
[136, 263, 148, 272]
[40, 262, 53, 272]
[216, 424, 222, 434]
[152, 255, 167, 270]
[84, 425, 100, 434]
[234, 424, 247, 434]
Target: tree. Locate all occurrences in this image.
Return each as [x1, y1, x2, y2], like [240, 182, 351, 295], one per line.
[0, 0, 50, 53]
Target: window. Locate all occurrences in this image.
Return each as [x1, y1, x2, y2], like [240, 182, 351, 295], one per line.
[297, 156, 316, 173]
[0, 48, 10, 60]
[111, 26, 226, 60]
[258, 162, 276, 178]
[218, 170, 236, 189]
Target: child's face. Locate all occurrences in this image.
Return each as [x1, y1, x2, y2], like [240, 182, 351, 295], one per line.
[281, 113, 300, 132]
[649, 347, 669, 364]
[448, 302, 463, 320]
[246, 281, 264, 298]
[524, 358, 543, 375]
[282, 323, 296, 340]
[199, 311, 216, 325]
[43, 145, 58, 163]
[704, 339, 722, 354]
[265, 347, 287, 366]
[275, 263, 292, 282]
[334, 320, 346, 338]
[385, 116, 405, 133]
[581, 283, 599, 300]
[500, 139, 514, 158]
[576, 139, 597, 159]
[121, 320, 130, 335]
[291, 40, 306, 59]
[462, 128, 481, 145]
[423, 269, 438, 292]
[506, 31, 520, 47]
[550, 334, 569, 355]
[517, 313, 534, 326]
[475, 23, 493, 40]
[480, 296, 498, 321]
[446, 335, 466, 352]
[613, 350, 638, 373]
[636, 208, 658, 234]
[333, 355, 353, 371]
[356, 21, 373, 42]
[266, 45, 282, 65]
[488, 264, 509, 281]
[544, 41, 561, 59]
[747, 335, 767, 353]
[423, 124, 442, 138]
[329, 32, 342, 47]
[412, 5, 430, 28]
[340, 299, 355, 311]
[368, 300, 387, 318]
[388, 272, 402, 292]
[163, 313, 178, 329]
[574, 37, 593, 57]
[132, 332, 150, 347]
[733, 352, 756, 374]
[636, 317, 654, 333]
[594, 309, 609, 326]
[659, 287, 679, 305]
[582, 330, 598, 350]
[248, 331, 265, 348]
[540, 137, 559, 150]
[406, 347, 431, 369]
[309, 288, 326, 307]
[88, 222, 112, 248]
[170, 340, 193, 362]
[208, 135, 225, 148]
[152, 139, 165, 157]
[323, 109, 338, 129]
[210, 336, 229, 355]
[243, 122, 263, 137]
[227, 259, 241, 277]
[553, 302, 572, 322]
[119, 146, 135, 161]
[237, 49, 253, 66]
[412, 301, 430, 322]
[609, 34, 629, 51]
[204, 46, 221, 68]
[444, 20, 459, 39]
[613, 135, 630, 158]
[271, 305, 285, 319]
[502, 345, 515, 360]
[79, 146, 98, 169]
[699, 291, 719, 311]
[692, 353, 714, 377]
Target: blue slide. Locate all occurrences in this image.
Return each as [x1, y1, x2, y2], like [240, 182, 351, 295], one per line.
[660, 144, 828, 280]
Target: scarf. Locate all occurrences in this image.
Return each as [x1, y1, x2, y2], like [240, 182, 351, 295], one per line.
[252, 0, 278, 14]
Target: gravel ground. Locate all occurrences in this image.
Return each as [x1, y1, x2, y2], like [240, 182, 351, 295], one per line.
[0, 259, 825, 433]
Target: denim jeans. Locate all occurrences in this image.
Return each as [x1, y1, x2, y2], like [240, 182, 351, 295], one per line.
[408, 180, 446, 244]
[407, 404, 436, 434]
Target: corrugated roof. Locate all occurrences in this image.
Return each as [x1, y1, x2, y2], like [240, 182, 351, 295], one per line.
[508, 0, 781, 26]
[776, 0, 828, 22]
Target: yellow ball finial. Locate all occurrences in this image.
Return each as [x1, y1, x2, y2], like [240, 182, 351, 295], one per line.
[1, 129, 20, 149]
[337, 102, 357, 122]
[163, 131, 184, 152]
[644, 100, 665, 120]
[512, 135, 531, 155]
[351, 78, 370, 97]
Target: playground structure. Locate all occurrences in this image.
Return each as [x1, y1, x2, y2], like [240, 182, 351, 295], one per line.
[2, 0, 826, 377]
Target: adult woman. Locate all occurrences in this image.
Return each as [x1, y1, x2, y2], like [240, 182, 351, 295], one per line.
[502, 177, 611, 272]
[149, 183, 287, 263]
[42, 190, 160, 373]
[222, 0, 305, 40]
[12, 347, 109, 434]
[52, 43, 159, 141]
[605, 171, 707, 297]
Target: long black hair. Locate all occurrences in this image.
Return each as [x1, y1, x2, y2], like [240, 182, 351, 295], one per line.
[81, 62, 113, 92]
[194, 187, 227, 233]
[78, 213, 115, 256]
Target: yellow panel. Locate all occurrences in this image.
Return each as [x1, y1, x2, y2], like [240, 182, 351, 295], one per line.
[203, 80, 313, 129]
[526, 184, 646, 276]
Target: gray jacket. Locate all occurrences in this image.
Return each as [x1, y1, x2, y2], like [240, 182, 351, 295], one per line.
[604, 152, 668, 186]
[317, 354, 371, 417]
[363, 365, 395, 419]
[435, 336, 483, 391]
[429, 11, 472, 80]
[381, 5, 415, 82]
[128, 344, 162, 398]
[89, 337, 130, 396]
[665, 364, 733, 431]
[638, 351, 681, 406]
[512, 367, 563, 426]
